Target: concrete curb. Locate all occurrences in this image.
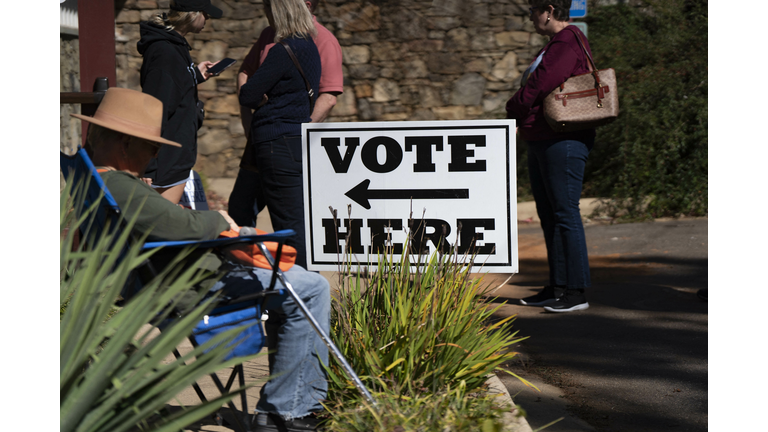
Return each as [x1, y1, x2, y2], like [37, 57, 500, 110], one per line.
[486, 374, 534, 432]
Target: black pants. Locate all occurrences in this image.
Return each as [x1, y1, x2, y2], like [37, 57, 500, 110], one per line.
[255, 135, 307, 269]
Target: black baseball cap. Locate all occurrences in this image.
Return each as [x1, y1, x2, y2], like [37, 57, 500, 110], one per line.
[170, 0, 223, 18]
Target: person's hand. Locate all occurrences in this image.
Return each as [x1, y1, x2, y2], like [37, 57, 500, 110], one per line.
[258, 94, 269, 107]
[198, 60, 216, 80]
[141, 177, 153, 186]
[217, 210, 240, 232]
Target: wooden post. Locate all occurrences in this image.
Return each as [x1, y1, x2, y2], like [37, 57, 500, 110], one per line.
[77, 0, 117, 144]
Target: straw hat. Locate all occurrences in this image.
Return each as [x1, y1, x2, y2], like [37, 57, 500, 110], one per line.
[71, 87, 181, 148]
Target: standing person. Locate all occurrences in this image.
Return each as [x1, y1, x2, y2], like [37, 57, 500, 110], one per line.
[238, 0, 322, 269]
[228, 0, 343, 230]
[506, 0, 595, 313]
[137, 0, 223, 204]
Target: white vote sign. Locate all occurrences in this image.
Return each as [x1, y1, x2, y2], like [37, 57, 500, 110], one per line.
[301, 120, 518, 273]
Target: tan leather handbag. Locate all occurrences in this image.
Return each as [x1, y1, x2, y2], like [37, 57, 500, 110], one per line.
[543, 27, 619, 132]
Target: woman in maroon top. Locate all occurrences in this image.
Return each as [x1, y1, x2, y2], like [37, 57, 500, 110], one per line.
[506, 0, 594, 313]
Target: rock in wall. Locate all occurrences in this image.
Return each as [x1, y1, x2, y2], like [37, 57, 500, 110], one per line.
[61, 36, 82, 156]
[113, 0, 546, 181]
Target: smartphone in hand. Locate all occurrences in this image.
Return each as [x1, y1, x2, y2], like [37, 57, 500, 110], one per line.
[207, 58, 237, 77]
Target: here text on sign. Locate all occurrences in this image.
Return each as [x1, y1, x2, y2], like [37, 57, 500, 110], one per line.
[302, 120, 518, 273]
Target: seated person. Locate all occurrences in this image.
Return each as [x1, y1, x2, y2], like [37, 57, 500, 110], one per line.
[71, 87, 327, 432]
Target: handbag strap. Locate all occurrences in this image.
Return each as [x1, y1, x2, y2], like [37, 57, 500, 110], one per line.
[279, 40, 315, 114]
[564, 26, 603, 91]
[566, 26, 598, 72]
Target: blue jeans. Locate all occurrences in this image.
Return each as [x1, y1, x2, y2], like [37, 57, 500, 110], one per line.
[526, 137, 593, 290]
[210, 264, 330, 420]
[228, 168, 266, 228]
[256, 135, 308, 269]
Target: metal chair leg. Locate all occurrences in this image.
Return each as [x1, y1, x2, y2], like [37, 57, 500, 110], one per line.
[179, 340, 251, 432]
[173, 348, 245, 430]
[237, 365, 250, 429]
[209, 370, 250, 432]
[172, 348, 210, 404]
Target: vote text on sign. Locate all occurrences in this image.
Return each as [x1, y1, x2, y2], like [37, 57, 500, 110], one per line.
[301, 120, 518, 273]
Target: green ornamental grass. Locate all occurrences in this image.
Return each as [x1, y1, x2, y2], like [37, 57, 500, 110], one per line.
[323, 220, 535, 428]
[327, 383, 511, 432]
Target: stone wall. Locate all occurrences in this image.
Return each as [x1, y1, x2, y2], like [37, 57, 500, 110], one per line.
[113, 0, 545, 181]
[60, 35, 81, 155]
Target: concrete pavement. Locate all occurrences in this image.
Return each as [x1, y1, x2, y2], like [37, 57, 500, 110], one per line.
[486, 218, 708, 432]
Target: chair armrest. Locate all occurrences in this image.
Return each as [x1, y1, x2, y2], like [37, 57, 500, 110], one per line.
[140, 229, 296, 251]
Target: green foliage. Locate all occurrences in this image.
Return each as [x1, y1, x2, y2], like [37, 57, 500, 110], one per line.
[518, 0, 708, 218]
[60, 179, 258, 432]
[324, 243, 533, 405]
[325, 383, 511, 432]
[584, 0, 708, 218]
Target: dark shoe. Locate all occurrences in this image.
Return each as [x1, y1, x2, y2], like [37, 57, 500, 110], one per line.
[543, 290, 589, 313]
[253, 412, 322, 432]
[520, 286, 559, 306]
[697, 289, 707, 301]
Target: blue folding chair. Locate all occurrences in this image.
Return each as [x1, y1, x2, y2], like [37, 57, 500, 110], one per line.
[60, 147, 375, 431]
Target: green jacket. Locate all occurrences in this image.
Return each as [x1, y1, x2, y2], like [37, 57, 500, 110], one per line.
[100, 170, 229, 242]
[100, 170, 232, 301]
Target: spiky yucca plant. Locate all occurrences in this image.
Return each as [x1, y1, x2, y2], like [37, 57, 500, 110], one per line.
[60, 179, 258, 432]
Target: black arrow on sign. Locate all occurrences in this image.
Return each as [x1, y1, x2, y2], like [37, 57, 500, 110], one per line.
[345, 179, 470, 209]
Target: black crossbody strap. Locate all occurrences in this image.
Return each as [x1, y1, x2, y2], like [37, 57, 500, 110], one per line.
[279, 40, 315, 114]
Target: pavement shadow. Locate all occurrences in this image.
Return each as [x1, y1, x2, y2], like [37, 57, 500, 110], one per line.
[480, 222, 708, 432]
[498, 305, 707, 432]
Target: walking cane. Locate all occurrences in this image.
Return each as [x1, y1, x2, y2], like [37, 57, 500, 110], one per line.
[250, 238, 378, 407]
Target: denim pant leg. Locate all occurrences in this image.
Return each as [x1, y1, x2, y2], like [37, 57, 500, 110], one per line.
[208, 264, 330, 419]
[527, 146, 560, 286]
[256, 266, 330, 420]
[256, 136, 308, 269]
[228, 168, 266, 228]
[526, 138, 592, 290]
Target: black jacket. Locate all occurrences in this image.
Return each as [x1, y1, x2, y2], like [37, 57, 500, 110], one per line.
[137, 22, 205, 185]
